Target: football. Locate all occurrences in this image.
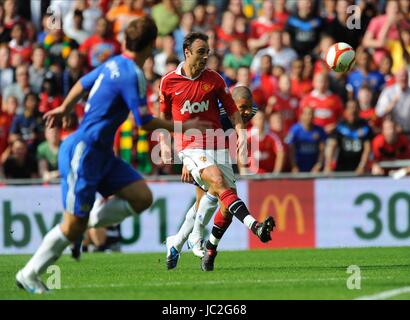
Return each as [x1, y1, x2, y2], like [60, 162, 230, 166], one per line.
[326, 42, 356, 73]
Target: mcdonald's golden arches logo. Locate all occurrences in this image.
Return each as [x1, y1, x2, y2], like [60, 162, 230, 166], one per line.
[259, 194, 305, 235]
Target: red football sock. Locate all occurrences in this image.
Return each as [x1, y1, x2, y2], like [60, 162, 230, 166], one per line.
[214, 209, 232, 229]
[219, 189, 240, 209]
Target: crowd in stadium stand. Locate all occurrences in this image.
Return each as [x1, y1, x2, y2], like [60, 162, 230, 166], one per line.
[0, 0, 409, 181]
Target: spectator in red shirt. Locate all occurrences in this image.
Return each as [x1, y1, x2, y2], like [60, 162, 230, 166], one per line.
[300, 72, 344, 134]
[290, 58, 313, 99]
[1, 0, 25, 43]
[248, 0, 277, 53]
[79, 17, 121, 69]
[246, 111, 285, 174]
[0, 95, 17, 158]
[215, 11, 238, 56]
[38, 73, 63, 114]
[251, 54, 278, 108]
[372, 118, 410, 176]
[358, 84, 381, 134]
[266, 74, 299, 134]
[8, 22, 32, 64]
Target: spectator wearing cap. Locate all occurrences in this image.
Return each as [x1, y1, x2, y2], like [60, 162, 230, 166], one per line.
[375, 68, 410, 135]
[251, 30, 297, 74]
[371, 118, 410, 176]
[79, 17, 121, 69]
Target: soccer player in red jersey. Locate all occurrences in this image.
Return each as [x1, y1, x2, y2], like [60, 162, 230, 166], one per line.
[160, 32, 275, 271]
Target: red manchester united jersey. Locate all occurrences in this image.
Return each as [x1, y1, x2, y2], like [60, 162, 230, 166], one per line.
[160, 63, 238, 150]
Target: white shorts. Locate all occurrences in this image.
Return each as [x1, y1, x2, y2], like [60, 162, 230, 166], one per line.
[178, 149, 236, 191]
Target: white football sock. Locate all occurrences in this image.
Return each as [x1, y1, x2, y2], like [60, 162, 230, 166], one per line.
[243, 215, 257, 230]
[88, 196, 137, 228]
[209, 233, 220, 246]
[191, 192, 218, 241]
[22, 225, 70, 278]
[173, 204, 196, 252]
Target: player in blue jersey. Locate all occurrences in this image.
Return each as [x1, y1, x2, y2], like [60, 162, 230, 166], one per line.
[16, 17, 208, 294]
[165, 86, 260, 269]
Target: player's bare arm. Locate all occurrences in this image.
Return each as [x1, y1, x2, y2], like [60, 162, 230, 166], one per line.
[43, 81, 87, 128]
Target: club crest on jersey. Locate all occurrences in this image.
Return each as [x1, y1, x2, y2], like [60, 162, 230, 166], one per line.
[181, 100, 209, 114]
[202, 83, 212, 92]
[200, 156, 207, 162]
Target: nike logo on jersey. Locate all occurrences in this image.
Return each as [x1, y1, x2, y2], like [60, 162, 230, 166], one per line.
[181, 100, 209, 114]
[175, 90, 184, 95]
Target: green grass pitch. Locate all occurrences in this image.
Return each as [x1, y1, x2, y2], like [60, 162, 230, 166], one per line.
[1, 247, 409, 300]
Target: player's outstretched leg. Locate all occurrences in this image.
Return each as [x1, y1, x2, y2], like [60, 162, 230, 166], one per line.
[201, 166, 275, 243]
[201, 208, 232, 271]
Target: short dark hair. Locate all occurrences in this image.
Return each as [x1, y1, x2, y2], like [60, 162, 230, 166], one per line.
[125, 16, 158, 53]
[232, 86, 253, 102]
[182, 32, 208, 58]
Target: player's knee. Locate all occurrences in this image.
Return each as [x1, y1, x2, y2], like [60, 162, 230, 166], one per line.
[129, 189, 153, 214]
[60, 218, 88, 242]
[209, 174, 227, 191]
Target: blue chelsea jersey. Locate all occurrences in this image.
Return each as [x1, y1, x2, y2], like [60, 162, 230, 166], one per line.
[78, 54, 153, 149]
